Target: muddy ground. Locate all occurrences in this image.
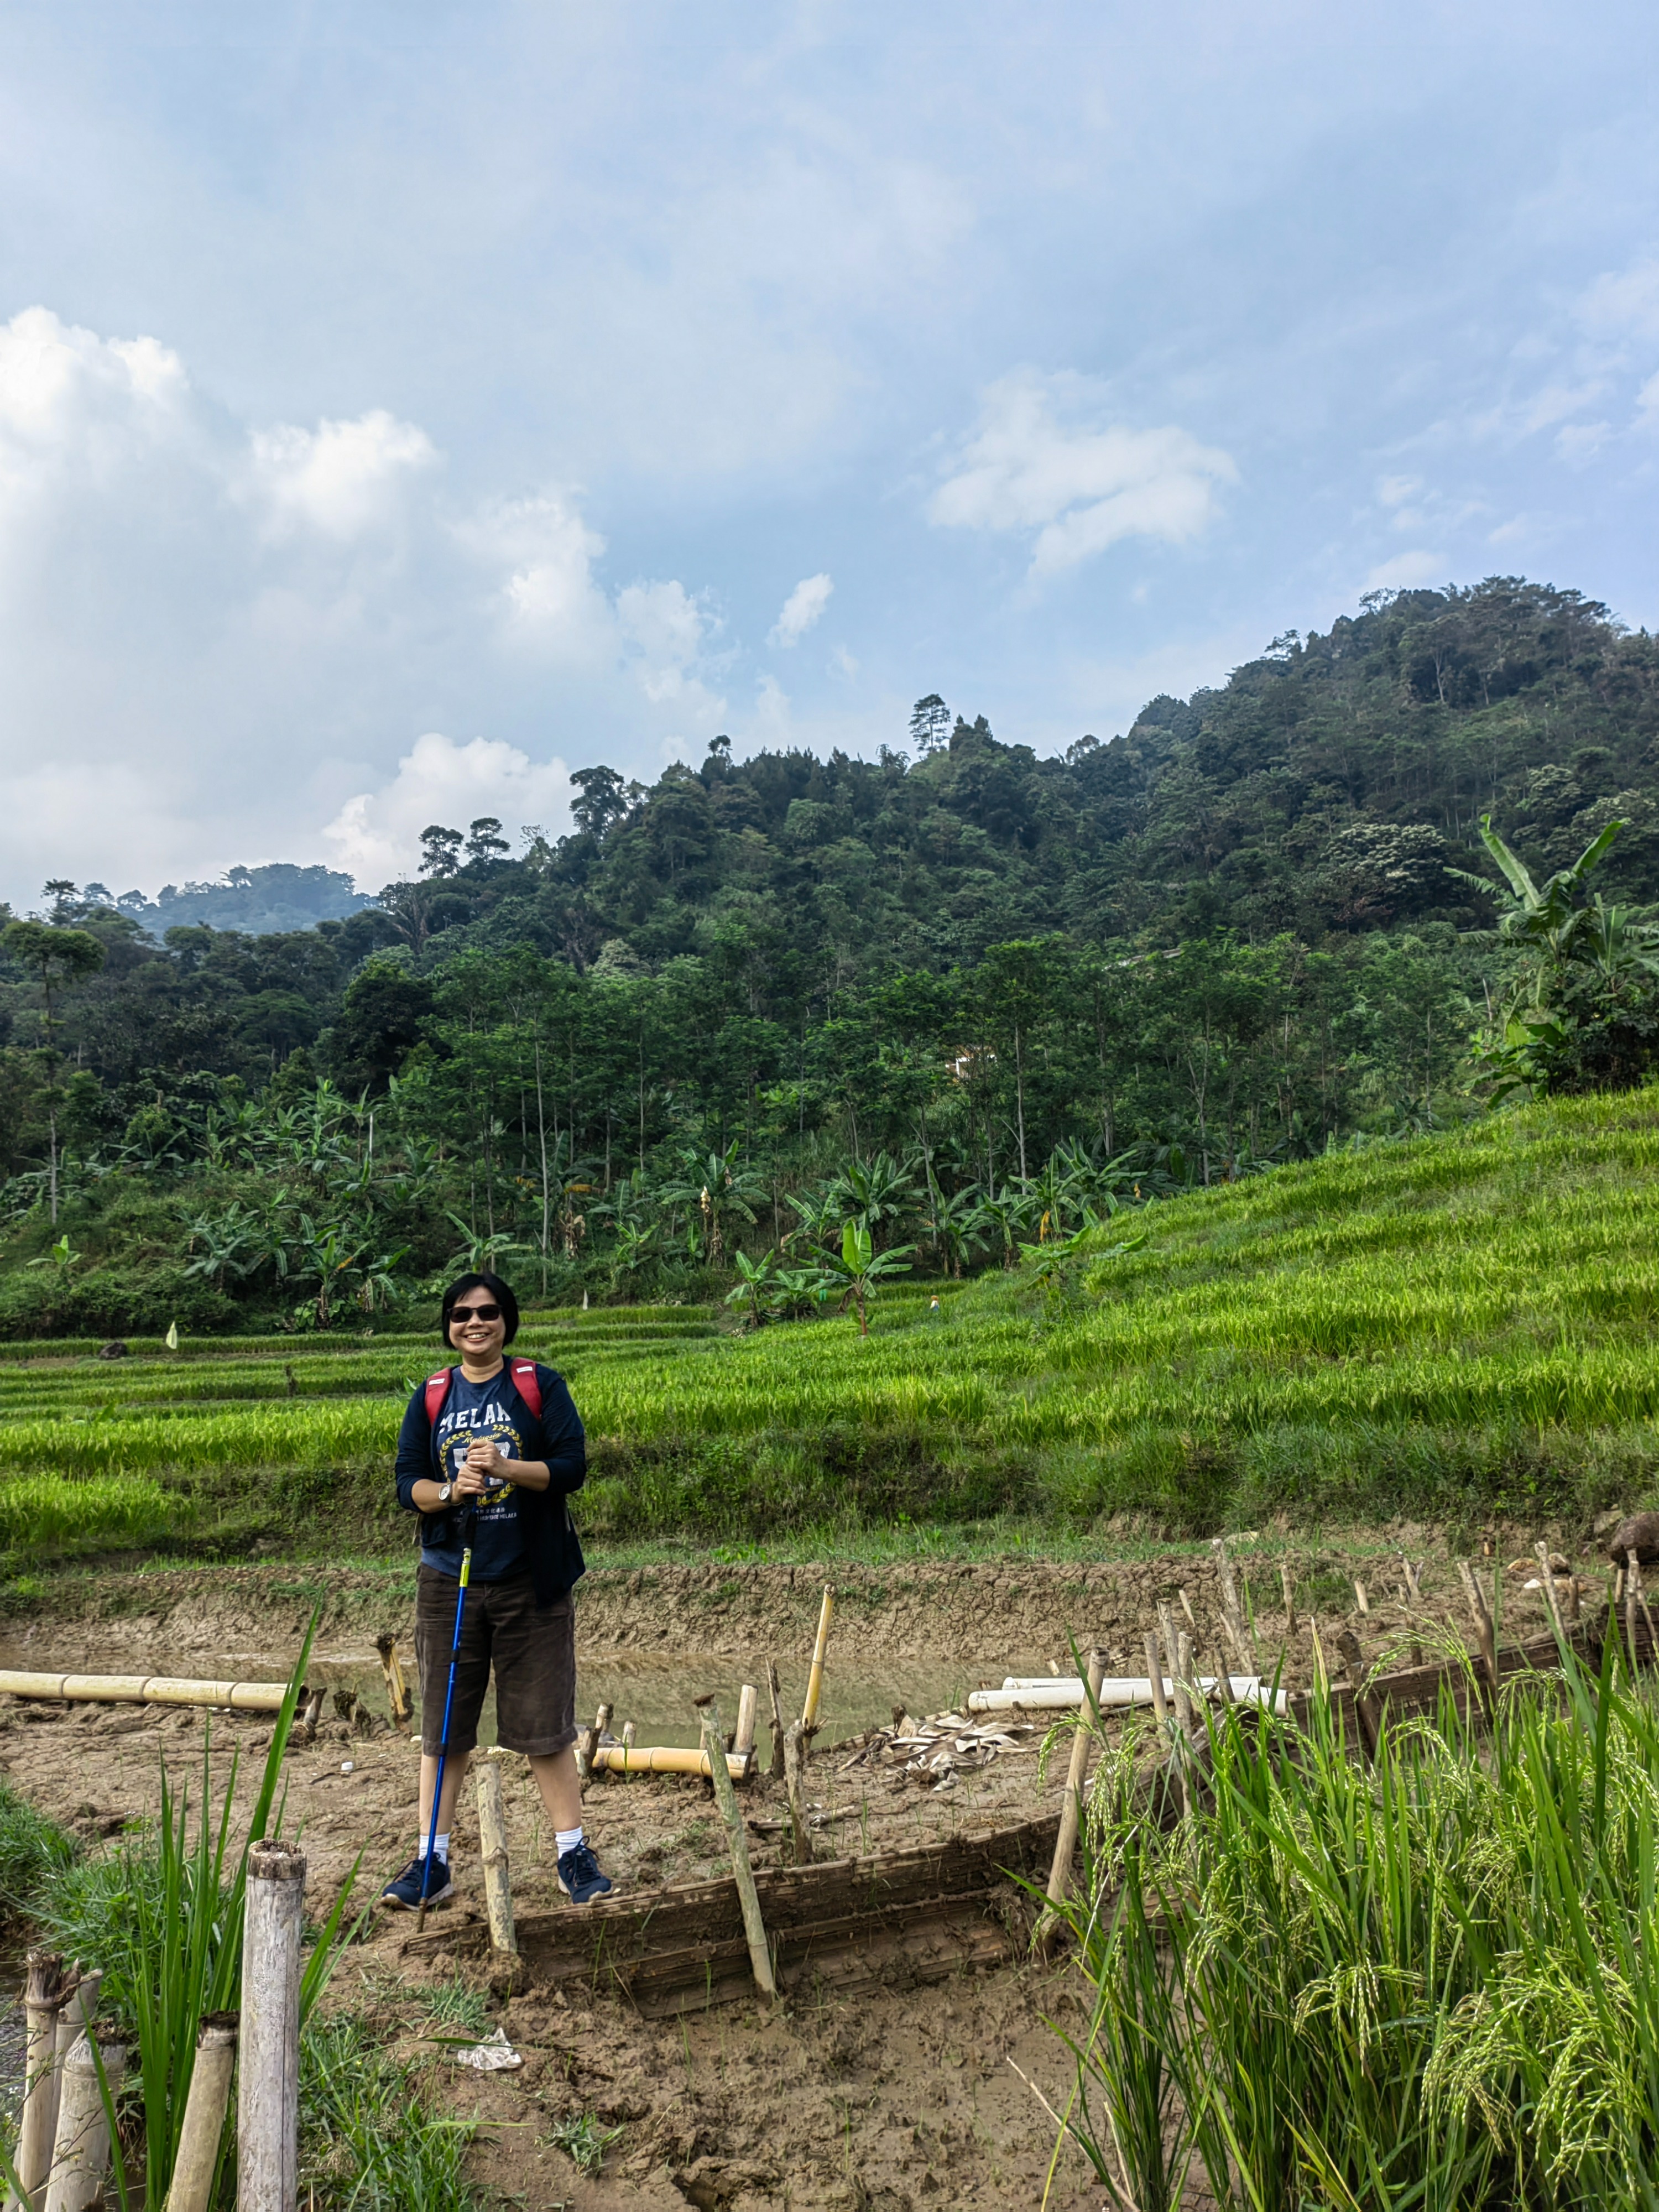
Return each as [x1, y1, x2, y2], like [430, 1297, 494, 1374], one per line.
[0, 1538, 1596, 2208]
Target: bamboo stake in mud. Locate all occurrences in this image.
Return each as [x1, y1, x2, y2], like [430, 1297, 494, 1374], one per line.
[1353, 1580, 1370, 1615]
[1399, 1556, 1425, 1667]
[1533, 1540, 1569, 1646]
[765, 1661, 786, 1780]
[1457, 1561, 1499, 1710]
[801, 1585, 835, 1731]
[620, 1719, 636, 1769]
[163, 2012, 238, 2212]
[732, 1684, 759, 1769]
[1212, 1538, 1259, 1675]
[43, 2028, 124, 2212]
[1309, 1613, 1329, 1695]
[782, 1720, 812, 1867]
[1144, 1627, 1188, 1820]
[374, 1634, 412, 1725]
[693, 1695, 775, 2004]
[1280, 1561, 1297, 1636]
[575, 1702, 612, 1790]
[1333, 1627, 1380, 1761]
[1036, 1648, 1108, 1958]
[476, 1752, 517, 1956]
[238, 1840, 305, 2212]
[1627, 1550, 1659, 1669]
[11, 1949, 68, 2211]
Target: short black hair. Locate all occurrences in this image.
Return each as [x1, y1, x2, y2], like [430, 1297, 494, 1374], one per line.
[440, 1271, 520, 1347]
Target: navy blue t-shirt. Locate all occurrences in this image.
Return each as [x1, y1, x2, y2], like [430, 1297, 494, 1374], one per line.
[421, 1369, 535, 1583]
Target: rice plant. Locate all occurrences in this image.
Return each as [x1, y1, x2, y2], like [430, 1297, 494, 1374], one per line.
[1046, 1629, 1659, 2210]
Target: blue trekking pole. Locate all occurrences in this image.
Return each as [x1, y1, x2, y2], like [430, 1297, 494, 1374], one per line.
[415, 1500, 477, 1934]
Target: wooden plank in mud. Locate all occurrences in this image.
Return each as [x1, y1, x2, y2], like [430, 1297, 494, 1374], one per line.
[1286, 1623, 1595, 1737]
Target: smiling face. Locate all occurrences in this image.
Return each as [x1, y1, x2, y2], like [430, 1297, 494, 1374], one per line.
[447, 1294, 507, 1371]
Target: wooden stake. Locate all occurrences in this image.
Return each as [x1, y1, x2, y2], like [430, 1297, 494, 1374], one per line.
[1629, 1550, 1659, 1668]
[1533, 1540, 1568, 1645]
[11, 1949, 67, 2211]
[765, 1661, 786, 1780]
[1142, 1632, 1169, 1726]
[782, 1720, 812, 1867]
[476, 1752, 517, 1956]
[1333, 1626, 1379, 1760]
[1280, 1561, 1297, 1635]
[1353, 1580, 1370, 1616]
[1310, 1613, 1329, 1694]
[375, 1634, 411, 1725]
[1456, 1560, 1499, 1709]
[43, 2028, 124, 2212]
[732, 1684, 759, 1766]
[1212, 1538, 1259, 1674]
[801, 1586, 835, 1730]
[694, 1696, 775, 2002]
[575, 1702, 612, 1788]
[164, 2012, 238, 2212]
[238, 1840, 304, 2212]
[1036, 1649, 1107, 1957]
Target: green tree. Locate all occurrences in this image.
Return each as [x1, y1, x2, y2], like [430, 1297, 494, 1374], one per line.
[1, 920, 106, 1222]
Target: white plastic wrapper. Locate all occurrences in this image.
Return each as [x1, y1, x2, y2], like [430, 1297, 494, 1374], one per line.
[453, 2027, 523, 2073]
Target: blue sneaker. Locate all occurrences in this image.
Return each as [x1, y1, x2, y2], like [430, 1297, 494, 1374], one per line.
[557, 1841, 613, 1905]
[381, 1853, 453, 1910]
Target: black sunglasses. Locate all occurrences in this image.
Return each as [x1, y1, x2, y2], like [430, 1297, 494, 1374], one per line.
[449, 1303, 502, 1324]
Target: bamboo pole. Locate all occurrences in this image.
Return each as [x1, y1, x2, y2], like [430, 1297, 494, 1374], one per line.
[0, 1671, 292, 1712]
[589, 1743, 749, 1779]
[43, 2030, 124, 2212]
[1212, 1538, 1259, 1674]
[162, 2013, 237, 2212]
[1629, 1550, 1659, 1666]
[694, 1696, 775, 2003]
[765, 1661, 786, 1780]
[1280, 1561, 1297, 1635]
[732, 1684, 759, 1765]
[1533, 1540, 1568, 1645]
[782, 1721, 812, 1867]
[1333, 1627, 1380, 1761]
[1457, 1561, 1499, 1709]
[476, 1753, 517, 1956]
[374, 1634, 411, 1725]
[238, 1840, 304, 2212]
[11, 1949, 68, 2211]
[1036, 1649, 1107, 1957]
[1353, 1580, 1370, 1615]
[801, 1586, 834, 1731]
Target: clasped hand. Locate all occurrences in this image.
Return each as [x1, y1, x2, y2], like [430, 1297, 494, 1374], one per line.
[450, 1438, 512, 1498]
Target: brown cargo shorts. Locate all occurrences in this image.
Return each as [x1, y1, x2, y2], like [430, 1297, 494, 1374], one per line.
[414, 1566, 577, 1759]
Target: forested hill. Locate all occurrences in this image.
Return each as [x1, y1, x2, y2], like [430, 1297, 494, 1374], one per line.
[363, 575, 1659, 977]
[5, 572, 1659, 1292]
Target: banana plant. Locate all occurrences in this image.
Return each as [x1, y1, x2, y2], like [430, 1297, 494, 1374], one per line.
[723, 1247, 782, 1330]
[819, 1219, 916, 1335]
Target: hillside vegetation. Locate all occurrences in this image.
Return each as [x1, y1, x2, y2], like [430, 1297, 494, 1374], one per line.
[2, 1089, 1653, 1572]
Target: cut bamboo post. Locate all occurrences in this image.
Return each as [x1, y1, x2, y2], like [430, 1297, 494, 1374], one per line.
[576, 1702, 612, 1787]
[43, 2028, 124, 2212]
[1142, 1632, 1168, 1726]
[1156, 1605, 1191, 1735]
[12, 1949, 69, 2211]
[163, 2012, 238, 2212]
[476, 1752, 517, 1956]
[620, 1719, 636, 1765]
[295, 1687, 325, 1743]
[782, 1720, 812, 1867]
[1212, 1538, 1259, 1674]
[1333, 1627, 1380, 1760]
[1457, 1560, 1499, 1709]
[1280, 1561, 1297, 1635]
[237, 1840, 304, 2212]
[1629, 1549, 1659, 1667]
[374, 1634, 412, 1725]
[765, 1661, 786, 1780]
[694, 1696, 775, 2002]
[1173, 1627, 1197, 1738]
[801, 1586, 835, 1731]
[1036, 1648, 1107, 1959]
[1533, 1540, 1568, 1645]
[1177, 1587, 1198, 1636]
[1310, 1613, 1329, 1694]
[1353, 1580, 1370, 1615]
[732, 1684, 759, 1766]
[588, 1743, 750, 1780]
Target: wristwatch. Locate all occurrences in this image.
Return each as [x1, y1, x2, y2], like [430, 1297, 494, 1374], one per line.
[436, 1481, 453, 1505]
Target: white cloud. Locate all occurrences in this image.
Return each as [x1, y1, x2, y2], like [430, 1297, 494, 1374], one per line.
[1577, 259, 1659, 346]
[322, 732, 572, 886]
[247, 409, 436, 538]
[454, 492, 613, 660]
[1376, 473, 1421, 509]
[929, 370, 1236, 576]
[1363, 549, 1446, 592]
[769, 572, 833, 646]
[1636, 370, 1659, 430]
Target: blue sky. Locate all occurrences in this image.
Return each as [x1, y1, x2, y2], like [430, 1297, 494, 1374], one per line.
[1, 1, 1656, 904]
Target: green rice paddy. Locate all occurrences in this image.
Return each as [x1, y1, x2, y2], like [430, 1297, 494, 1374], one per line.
[2, 1090, 1657, 1561]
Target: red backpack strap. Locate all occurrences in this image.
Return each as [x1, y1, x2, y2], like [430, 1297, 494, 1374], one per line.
[509, 1359, 542, 1421]
[423, 1368, 453, 1427]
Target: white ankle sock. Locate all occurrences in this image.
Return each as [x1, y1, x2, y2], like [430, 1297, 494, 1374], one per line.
[556, 1826, 583, 1856]
[432, 1833, 450, 1861]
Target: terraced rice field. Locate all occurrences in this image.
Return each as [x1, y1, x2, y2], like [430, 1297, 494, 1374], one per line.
[2, 1089, 1657, 1554]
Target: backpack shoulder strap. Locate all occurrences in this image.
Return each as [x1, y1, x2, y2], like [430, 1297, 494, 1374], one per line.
[423, 1368, 453, 1427]
[509, 1359, 543, 1421]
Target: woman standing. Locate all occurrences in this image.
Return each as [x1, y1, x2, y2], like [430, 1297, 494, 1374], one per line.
[380, 1271, 612, 1910]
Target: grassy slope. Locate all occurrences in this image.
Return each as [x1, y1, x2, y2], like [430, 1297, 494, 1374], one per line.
[3, 1090, 1657, 1556]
